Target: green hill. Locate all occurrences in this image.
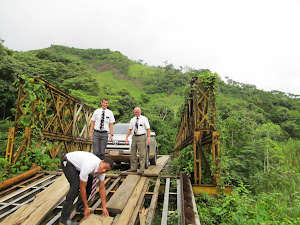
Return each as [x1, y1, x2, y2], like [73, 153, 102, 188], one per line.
[1, 42, 300, 223]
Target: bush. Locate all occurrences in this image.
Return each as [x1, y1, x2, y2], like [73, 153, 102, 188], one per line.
[170, 146, 194, 174]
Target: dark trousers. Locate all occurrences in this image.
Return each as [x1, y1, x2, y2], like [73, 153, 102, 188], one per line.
[61, 157, 93, 203]
[92, 131, 108, 160]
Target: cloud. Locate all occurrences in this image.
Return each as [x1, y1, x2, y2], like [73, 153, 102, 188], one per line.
[1, 0, 299, 94]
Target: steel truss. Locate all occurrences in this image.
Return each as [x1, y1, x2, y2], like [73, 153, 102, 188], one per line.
[174, 76, 221, 185]
[6, 77, 94, 165]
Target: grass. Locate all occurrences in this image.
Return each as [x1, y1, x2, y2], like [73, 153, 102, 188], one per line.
[128, 64, 157, 78]
[91, 70, 145, 100]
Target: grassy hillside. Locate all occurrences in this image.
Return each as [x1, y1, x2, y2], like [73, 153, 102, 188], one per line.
[1, 42, 300, 223]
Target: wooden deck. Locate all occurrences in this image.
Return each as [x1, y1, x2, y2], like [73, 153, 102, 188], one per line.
[0, 155, 178, 225]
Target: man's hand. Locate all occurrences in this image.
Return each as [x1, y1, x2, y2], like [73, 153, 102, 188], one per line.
[84, 207, 90, 219]
[147, 138, 151, 146]
[125, 138, 128, 145]
[102, 207, 109, 217]
[89, 133, 93, 139]
[109, 135, 113, 142]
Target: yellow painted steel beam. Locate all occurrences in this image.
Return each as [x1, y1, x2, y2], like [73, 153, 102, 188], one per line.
[5, 127, 15, 164]
[0, 166, 41, 191]
[192, 185, 232, 195]
[6, 76, 95, 165]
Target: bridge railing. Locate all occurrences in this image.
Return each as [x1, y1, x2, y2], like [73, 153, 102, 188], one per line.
[174, 76, 221, 185]
[6, 77, 94, 165]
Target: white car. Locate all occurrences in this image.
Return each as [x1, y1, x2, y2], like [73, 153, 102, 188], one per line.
[106, 123, 157, 168]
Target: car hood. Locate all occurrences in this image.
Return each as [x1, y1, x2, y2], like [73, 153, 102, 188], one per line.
[110, 133, 132, 141]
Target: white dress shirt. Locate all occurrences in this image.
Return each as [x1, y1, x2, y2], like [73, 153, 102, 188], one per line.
[91, 108, 115, 131]
[65, 151, 105, 182]
[129, 115, 150, 135]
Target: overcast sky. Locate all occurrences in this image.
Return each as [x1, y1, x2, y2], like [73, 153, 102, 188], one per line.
[1, 0, 299, 95]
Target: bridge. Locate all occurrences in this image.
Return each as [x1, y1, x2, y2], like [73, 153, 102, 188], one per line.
[1, 76, 231, 224]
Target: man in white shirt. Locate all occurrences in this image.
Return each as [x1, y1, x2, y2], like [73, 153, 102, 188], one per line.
[89, 98, 115, 160]
[60, 151, 114, 225]
[125, 107, 151, 174]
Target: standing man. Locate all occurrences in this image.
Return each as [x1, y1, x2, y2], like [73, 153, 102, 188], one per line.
[125, 107, 151, 174]
[60, 151, 114, 225]
[89, 98, 115, 160]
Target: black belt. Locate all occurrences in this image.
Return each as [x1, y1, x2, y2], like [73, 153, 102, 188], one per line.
[134, 133, 146, 136]
[94, 130, 108, 133]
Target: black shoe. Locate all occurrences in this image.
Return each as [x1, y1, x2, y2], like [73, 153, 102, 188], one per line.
[137, 170, 144, 175]
[59, 219, 78, 225]
[76, 204, 84, 213]
[60, 201, 79, 225]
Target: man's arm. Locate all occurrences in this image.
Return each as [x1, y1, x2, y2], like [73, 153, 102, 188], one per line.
[125, 129, 132, 145]
[109, 123, 114, 141]
[80, 180, 90, 219]
[99, 180, 109, 217]
[146, 128, 151, 145]
[89, 121, 95, 139]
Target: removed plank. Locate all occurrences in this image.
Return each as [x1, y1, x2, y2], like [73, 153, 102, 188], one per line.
[80, 214, 114, 225]
[115, 177, 147, 225]
[106, 175, 140, 214]
[146, 178, 160, 225]
[2, 174, 69, 225]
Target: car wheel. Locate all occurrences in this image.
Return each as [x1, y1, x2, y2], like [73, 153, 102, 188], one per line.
[150, 149, 157, 165]
[145, 148, 149, 169]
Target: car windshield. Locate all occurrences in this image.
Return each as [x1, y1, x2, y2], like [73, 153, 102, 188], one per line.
[113, 124, 130, 134]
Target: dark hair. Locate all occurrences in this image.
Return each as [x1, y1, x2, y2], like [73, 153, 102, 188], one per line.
[102, 98, 109, 102]
[103, 158, 115, 170]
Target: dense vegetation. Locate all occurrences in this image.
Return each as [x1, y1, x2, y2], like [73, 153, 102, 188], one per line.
[0, 39, 299, 224]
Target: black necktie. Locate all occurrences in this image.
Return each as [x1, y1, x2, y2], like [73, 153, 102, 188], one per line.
[100, 110, 105, 130]
[134, 117, 139, 135]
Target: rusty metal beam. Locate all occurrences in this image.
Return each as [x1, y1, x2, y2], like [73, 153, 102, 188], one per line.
[0, 166, 41, 191]
[174, 76, 221, 186]
[5, 76, 95, 165]
[192, 185, 233, 195]
[180, 173, 200, 225]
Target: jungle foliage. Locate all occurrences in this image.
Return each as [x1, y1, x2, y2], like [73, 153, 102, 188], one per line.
[0, 40, 299, 224]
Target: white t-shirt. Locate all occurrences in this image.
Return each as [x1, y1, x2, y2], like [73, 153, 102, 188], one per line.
[65, 151, 105, 182]
[91, 108, 115, 132]
[129, 115, 150, 135]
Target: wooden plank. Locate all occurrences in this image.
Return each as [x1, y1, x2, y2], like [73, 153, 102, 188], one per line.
[144, 155, 170, 176]
[139, 208, 149, 225]
[106, 175, 140, 214]
[105, 173, 120, 178]
[2, 175, 69, 225]
[115, 177, 147, 225]
[80, 214, 114, 225]
[145, 178, 160, 225]
[128, 179, 150, 225]
[161, 178, 170, 225]
[112, 214, 120, 225]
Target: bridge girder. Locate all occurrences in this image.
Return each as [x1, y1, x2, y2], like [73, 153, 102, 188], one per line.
[6, 77, 94, 165]
[174, 76, 221, 185]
